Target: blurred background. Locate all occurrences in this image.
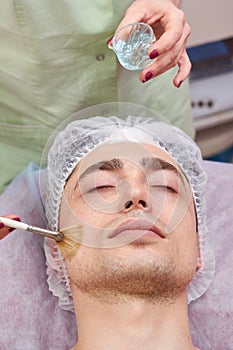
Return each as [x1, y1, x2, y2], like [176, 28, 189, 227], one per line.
[181, 0, 233, 163]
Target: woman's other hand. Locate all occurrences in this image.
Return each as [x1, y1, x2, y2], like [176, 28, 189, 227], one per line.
[113, 0, 192, 87]
[0, 215, 21, 240]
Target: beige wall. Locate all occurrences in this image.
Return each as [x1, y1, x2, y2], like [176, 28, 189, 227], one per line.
[181, 0, 233, 47]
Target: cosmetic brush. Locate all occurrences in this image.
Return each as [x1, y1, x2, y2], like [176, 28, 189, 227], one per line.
[0, 216, 63, 241]
[0, 216, 82, 260]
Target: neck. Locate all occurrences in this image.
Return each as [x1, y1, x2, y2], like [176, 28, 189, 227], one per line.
[71, 290, 197, 350]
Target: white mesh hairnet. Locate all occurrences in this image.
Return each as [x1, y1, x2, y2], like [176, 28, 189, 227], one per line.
[43, 114, 215, 312]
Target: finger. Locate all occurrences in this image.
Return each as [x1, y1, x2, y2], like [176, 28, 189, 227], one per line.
[139, 49, 191, 85]
[140, 47, 191, 87]
[148, 17, 190, 59]
[111, 0, 170, 45]
[0, 215, 21, 240]
[115, 12, 142, 32]
[114, 0, 153, 32]
[140, 23, 191, 83]
[139, 44, 180, 82]
[0, 223, 13, 239]
[140, 58, 173, 83]
[173, 50, 192, 88]
[107, 4, 144, 46]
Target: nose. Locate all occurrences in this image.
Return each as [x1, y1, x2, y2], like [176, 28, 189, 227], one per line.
[124, 199, 148, 211]
[122, 183, 149, 212]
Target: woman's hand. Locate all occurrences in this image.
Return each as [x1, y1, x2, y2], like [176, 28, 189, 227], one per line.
[0, 215, 21, 240]
[113, 0, 191, 87]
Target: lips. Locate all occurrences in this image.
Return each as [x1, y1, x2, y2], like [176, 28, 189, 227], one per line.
[109, 219, 165, 239]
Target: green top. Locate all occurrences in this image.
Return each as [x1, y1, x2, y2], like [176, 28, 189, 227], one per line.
[0, 0, 194, 193]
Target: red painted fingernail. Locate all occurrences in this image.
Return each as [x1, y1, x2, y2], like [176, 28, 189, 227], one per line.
[149, 50, 159, 59]
[107, 36, 113, 45]
[144, 71, 153, 82]
[0, 222, 4, 229]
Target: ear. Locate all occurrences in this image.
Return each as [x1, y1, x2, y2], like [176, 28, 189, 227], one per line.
[196, 257, 202, 272]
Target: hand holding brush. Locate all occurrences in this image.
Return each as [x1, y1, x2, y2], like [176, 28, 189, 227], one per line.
[0, 216, 82, 259]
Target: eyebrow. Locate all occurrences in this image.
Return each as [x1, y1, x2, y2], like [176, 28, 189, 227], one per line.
[78, 157, 181, 180]
[141, 157, 186, 185]
[78, 159, 123, 180]
[141, 157, 178, 173]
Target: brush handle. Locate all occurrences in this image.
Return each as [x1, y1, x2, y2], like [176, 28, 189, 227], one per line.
[27, 226, 63, 241]
[0, 216, 28, 231]
[0, 216, 63, 242]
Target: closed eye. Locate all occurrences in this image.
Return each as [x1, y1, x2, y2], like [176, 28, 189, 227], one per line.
[89, 185, 115, 193]
[152, 185, 177, 193]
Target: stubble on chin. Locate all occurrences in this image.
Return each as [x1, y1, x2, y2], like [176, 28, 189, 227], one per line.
[67, 247, 195, 305]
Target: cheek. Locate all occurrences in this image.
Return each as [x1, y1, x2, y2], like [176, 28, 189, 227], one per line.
[78, 207, 108, 227]
[156, 189, 195, 234]
[63, 193, 116, 230]
[59, 194, 103, 229]
[174, 209, 199, 265]
[65, 246, 97, 284]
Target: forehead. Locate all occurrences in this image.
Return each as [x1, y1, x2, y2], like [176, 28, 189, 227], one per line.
[64, 142, 188, 190]
[76, 142, 179, 175]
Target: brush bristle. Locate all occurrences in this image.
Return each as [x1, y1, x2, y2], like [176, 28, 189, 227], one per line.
[57, 225, 82, 260]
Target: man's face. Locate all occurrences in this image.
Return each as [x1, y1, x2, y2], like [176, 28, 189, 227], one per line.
[60, 142, 201, 302]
